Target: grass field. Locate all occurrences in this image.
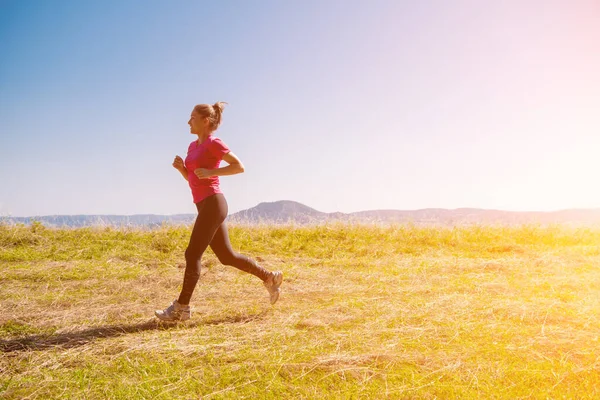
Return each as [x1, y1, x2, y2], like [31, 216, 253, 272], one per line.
[1, 222, 600, 399]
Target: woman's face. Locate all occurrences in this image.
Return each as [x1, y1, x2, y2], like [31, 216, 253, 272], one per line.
[188, 111, 209, 134]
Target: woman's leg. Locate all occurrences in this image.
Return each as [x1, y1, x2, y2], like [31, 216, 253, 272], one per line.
[210, 219, 283, 304]
[209, 222, 271, 282]
[177, 194, 227, 305]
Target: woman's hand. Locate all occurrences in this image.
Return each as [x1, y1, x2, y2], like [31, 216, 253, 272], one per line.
[173, 155, 185, 171]
[194, 168, 212, 179]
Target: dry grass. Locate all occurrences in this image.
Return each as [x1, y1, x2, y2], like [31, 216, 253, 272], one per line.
[1, 223, 600, 398]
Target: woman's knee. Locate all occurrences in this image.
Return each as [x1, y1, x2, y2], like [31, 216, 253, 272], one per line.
[185, 247, 203, 263]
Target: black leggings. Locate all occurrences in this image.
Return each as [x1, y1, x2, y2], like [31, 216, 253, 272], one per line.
[178, 193, 270, 305]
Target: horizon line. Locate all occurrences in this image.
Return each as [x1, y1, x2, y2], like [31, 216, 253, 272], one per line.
[3, 202, 600, 219]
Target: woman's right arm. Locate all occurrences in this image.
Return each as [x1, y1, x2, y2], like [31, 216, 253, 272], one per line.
[173, 156, 188, 181]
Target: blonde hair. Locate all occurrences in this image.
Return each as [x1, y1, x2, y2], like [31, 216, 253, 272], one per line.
[193, 102, 228, 130]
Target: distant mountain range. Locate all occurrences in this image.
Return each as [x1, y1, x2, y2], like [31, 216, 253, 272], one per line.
[3, 200, 600, 227]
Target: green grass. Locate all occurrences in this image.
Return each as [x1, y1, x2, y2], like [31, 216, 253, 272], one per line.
[1, 222, 600, 399]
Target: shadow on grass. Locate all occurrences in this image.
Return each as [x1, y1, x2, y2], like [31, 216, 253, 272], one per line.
[0, 310, 269, 353]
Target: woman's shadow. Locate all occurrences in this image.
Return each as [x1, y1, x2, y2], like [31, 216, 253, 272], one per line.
[1, 311, 268, 353]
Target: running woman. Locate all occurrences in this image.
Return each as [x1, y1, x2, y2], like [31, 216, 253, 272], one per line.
[155, 102, 283, 321]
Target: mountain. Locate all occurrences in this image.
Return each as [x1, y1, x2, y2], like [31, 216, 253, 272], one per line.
[3, 201, 600, 227]
[228, 200, 337, 224]
[229, 201, 600, 226]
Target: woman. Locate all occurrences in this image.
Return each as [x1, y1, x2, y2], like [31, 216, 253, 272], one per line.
[155, 102, 283, 321]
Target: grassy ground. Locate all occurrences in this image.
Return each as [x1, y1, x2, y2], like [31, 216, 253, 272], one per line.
[1, 222, 600, 399]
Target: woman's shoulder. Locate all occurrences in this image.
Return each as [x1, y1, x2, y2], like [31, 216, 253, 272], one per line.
[207, 135, 230, 155]
[208, 135, 226, 144]
[208, 135, 229, 148]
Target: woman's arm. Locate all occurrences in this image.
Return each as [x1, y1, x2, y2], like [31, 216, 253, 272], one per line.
[173, 155, 188, 181]
[194, 152, 245, 179]
[177, 167, 189, 181]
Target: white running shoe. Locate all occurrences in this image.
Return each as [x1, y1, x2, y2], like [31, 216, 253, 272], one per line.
[154, 300, 191, 321]
[264, 271, 283, 305]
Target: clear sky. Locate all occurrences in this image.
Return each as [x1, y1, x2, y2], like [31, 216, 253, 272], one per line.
[1, 0, 599, 217]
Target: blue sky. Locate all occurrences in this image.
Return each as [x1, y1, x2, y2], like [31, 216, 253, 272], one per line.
[1, 0, 599, 217]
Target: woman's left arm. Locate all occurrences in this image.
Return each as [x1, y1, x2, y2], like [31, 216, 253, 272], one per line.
[194, 152, 245, 179]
